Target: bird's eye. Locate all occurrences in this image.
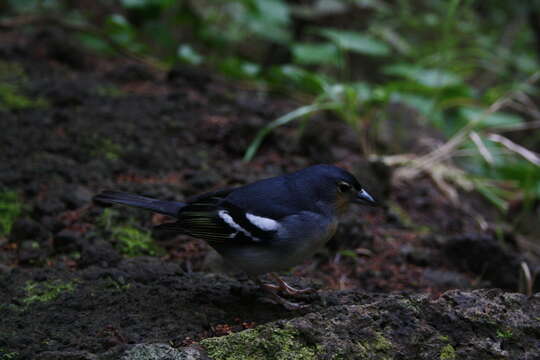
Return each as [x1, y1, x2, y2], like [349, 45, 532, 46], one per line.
[337, 181, 352, 193]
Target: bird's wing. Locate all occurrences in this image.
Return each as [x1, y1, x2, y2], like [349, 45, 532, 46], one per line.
[155, 190, 278, 245]
[220, 175, 311, 219]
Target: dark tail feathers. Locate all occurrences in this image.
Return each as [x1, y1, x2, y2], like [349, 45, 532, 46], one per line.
[93, 190, 185, 217]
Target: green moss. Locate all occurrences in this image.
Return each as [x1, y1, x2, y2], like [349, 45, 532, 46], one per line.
[356, 332, 394, 359]
[91, 138, 122, 161]
[0, 61, 48, 110]
[0, 348, 19, 360]
[97, 209, 163, 257]
[371, 333, 393, 351]
[103, 276, 131, 291]
[114, 226, 163, 257]
[0, 190, 22, 237]
[0, 61, 26, 79]
[397, 298, 422, 315]
[22, 280, 75, 305]
[201, 326, 319, 360]
[98, 208, 117, 230]
[496, 329, 513, 339]
[94, 84, 124, 97]
[0, 83, 40, 110]
[439, 344, 456, 360]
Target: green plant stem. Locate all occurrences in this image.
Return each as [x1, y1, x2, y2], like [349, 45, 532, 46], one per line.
[243, 102, 340, 162]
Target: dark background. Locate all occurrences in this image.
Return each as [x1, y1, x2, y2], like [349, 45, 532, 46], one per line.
[0, 1, 539, 359]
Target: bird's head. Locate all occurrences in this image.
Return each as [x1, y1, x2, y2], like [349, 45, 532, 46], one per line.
[294, 164, 378, 214]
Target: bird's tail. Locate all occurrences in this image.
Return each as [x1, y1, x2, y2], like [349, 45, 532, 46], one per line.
[93, 190, 185, 217]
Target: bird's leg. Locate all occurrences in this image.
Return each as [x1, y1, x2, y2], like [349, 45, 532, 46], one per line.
[269, 273, 315, 296]
[253, 277, 307, 310]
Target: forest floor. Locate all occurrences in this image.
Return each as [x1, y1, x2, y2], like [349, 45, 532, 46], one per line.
[0, 29, 539, 359]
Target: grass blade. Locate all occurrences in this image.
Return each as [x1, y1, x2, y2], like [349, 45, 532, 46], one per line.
[243, 102, 339, 162]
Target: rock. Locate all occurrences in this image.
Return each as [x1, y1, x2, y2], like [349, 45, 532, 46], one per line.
[36, 350, 97, 360]
[79, 238, 121, 268]
[401, 243, 432, 267]
[116, 257, 184, 284]
[41, 215, 65, 233]
[2, 256, 539, 360]
[201, 289, 540, 360]
[61, 185, 93, 209]
[53, 229, 83, 252]
[121, 344, 208, 360]
[185, 171, 220, 191]
[107, 64, 155, 82]
[443, 233, 524, 290]
[31, 29, 89, 71]
[18, 239, 47, 265]
[423, 268, 472, 289]
[35, 198, 66, 216]
[41, 79, 86, 107]
[9, 217, 49, 243]
[167, 65, 212, 90]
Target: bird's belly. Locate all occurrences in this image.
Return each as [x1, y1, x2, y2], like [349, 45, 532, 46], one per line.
[216, 217, 338, 275]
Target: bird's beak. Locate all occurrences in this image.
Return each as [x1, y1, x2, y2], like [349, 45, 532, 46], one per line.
[355, 189, 377, 207]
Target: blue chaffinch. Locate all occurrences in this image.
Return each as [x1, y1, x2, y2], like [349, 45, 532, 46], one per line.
[93, 164, 377, 309]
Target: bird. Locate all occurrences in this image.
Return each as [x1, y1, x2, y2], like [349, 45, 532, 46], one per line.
[93, 164, 377, 309]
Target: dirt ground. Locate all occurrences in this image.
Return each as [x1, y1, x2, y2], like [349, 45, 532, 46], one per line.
[0, 29, 538, 359]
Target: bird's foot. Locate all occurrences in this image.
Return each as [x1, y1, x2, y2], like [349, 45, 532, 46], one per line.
[255, 273, 316, 310]
[269, 273, 316, 296]
[259, 290, 308, 310]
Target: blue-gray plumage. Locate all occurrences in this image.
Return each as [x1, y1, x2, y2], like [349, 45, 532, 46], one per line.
[93, 164, 377, 309]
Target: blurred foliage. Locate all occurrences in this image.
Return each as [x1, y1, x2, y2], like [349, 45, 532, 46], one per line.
[97, 208, 164, 257]
[2, 0, 540, 213]
[0, 190, 22, 237]
[113, 225, 164, 257]
[0, 60, 48, 110]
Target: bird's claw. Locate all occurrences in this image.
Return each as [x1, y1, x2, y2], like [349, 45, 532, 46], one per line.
[260, 294, 308, 310]
[256, 273, 316, 310]
[269, 273, 315, 296]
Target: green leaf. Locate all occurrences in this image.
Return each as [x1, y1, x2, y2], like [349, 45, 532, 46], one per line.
[294, 0, 346, 18]
[108, 14, 130, 28]
[473, 180, 509, 212]
[248, 21, 291, 44]
[339, 249, 358, 258]
[389, 92, 436, 116]
[268, 65, 328, 93]
[177, 44, 204, 65]
[77, 33, 114, 54]
[319, 29, 391, 56]
[372, 26, 411, 54]
[246, 0, 291, 44]
[7, 0, 61, 12]
[218, 57, 260, 79]
[292, 43, 340, 65]
[121, 0, 174, 8]
[460, 107, 524, 129]
[350, 82, 374, 102]
[384, 64, 461, 88]
[121, 0, 148, 7]
[252, 0, 289, 25]
[495, 160, 540, 185]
